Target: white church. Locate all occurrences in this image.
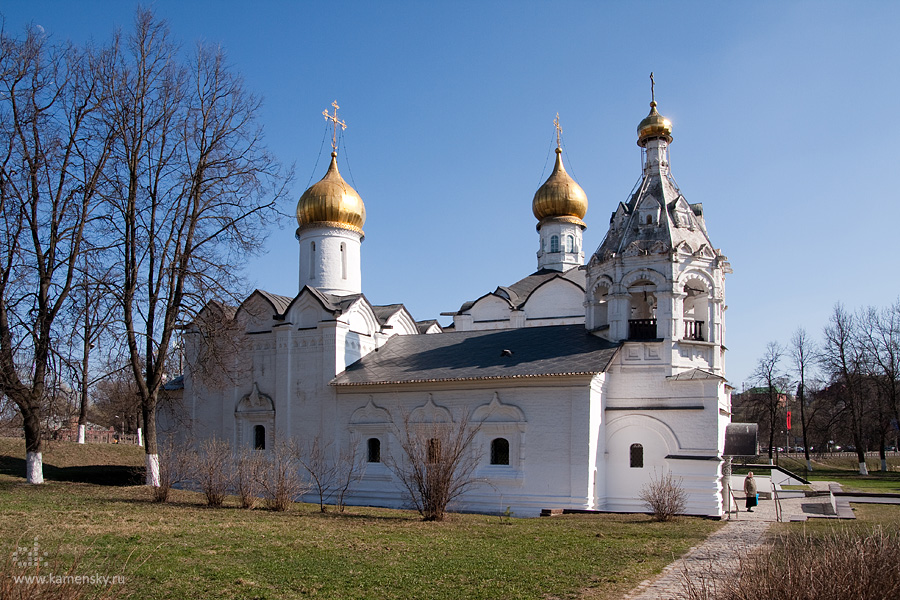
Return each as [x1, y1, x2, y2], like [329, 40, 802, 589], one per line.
[170, 92, 733, 517]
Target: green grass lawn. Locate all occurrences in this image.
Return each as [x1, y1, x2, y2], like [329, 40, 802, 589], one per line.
[0, 438, 723, 599]
[733, 455, 900, 494]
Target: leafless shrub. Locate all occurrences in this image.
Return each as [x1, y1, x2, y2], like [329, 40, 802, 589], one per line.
[260, 438, 308, 512]
[295, 435, 365, 512]
[681, 525, 900, 600]
[234, 447, 267, 509]
[639, 469, 687, 521]
[153, 438, 194, 503]
[388, 410, 482, 521]
[334, 437, 366, 512]
[193, 437, 233, 507]
[297, 436, 339, 512]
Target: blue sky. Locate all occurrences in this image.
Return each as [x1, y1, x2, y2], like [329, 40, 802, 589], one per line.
[4, 1, 899, 387]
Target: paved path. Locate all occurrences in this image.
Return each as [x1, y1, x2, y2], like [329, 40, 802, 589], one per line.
[622, 491, 833, 600]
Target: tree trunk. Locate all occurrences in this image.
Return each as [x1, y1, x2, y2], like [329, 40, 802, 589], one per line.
[143, 397, 160, 486]
[22, 407, 44, 484]
[856, 448, 868, 475]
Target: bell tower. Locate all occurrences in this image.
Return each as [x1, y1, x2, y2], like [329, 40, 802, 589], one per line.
[585, 76, 731, 374]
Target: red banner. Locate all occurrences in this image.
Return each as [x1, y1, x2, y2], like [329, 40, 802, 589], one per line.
[787, 410, 792, 431]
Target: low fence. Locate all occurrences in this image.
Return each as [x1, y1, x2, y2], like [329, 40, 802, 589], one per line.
[2, 428, 141, 445]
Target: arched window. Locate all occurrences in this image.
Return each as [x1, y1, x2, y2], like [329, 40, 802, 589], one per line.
[427, 438, 441, 464]
[550, 235, 559, 253]
[367, 438, 381, 463]
[490, 438, 510, 465]
[340, 242, 347, 280]
[309, 242, 316, 280]
[646, 215, 653, 225]
[630, 443, 643, 468]
[566, 235, 575, 253]
[254, 425, 266, 451]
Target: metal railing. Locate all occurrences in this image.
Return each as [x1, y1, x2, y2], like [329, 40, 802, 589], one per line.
[628, 319, 657, 340]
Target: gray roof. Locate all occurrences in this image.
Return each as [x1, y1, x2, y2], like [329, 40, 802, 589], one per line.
[332, 324, 620, 386]
[254, 290, 293, 315]
[415, 319, 442, 334]
[455, 268, 585, 314]
[372, 304, 405, 326]
[593, 168, 716, 263]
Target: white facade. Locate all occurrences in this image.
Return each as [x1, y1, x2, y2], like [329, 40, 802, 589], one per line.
[296, 225, 363, 295]
[169, 101, 732, 518]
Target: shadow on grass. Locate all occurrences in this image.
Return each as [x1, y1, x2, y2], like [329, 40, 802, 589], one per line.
[0, 455, 143, 486]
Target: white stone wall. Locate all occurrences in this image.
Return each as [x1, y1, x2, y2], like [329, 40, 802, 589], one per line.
[537, 220, 584, 271]
[296, 226, 362, 295]
[334, 380, 600, 517]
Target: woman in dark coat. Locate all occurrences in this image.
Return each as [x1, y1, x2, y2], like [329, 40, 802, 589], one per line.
[744, 472, 758, 512]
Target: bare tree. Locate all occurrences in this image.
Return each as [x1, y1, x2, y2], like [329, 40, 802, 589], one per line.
[749, 342, 789, 464]
[821, 304, 870, 474]
[861, 302, 900, 471]
[334, 436, 366, 512]
[102, 10, 287, 486]
[297, 436, 339, 512]
[789, 328, 818, 471]
[388, 410, 482, 522]
[65, 255, 119, 443]
[297, 434, 366, 513]
[0, 25, 112, 482]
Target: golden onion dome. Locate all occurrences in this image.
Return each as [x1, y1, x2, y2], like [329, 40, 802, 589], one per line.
[532, 148, 588, 228]
[296, 151, 366, 234]
[637, 100, 673, 147]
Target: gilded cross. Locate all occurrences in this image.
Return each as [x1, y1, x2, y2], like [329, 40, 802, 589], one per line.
[650, 72, 656, 103]
[554, 112, 562, 148]
[322, 100, 346, 151]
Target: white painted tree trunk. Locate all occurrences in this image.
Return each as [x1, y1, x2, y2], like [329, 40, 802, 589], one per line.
[26, 452, 44, 484]
[137, 427, 143, 447]
[859, 461, 869, 475]
[882, 458, 888, 472]
[806, 459, 813, 472]
[145, 453, 160, 487]
[77, 424, 86, 444]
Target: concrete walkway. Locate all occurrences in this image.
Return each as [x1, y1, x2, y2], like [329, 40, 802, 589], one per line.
[623, 489, 842, 600]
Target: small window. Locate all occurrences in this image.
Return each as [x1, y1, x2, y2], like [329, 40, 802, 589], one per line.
[490, 438, 510, 465]
[550, 235, 559, 253]
[367, 438, 381, 463]
[254, 425, 266, 451]
[630, 443, 643, 468]
[427, 438, 441, 464]
[645, 215, 652, 225]
[340, 242, 347, 280]
[566, 235, 575, 253]
[309, 242, 316, 280]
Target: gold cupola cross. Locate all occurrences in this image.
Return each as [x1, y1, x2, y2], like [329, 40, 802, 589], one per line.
[554, 112, 563, 148]
[322, 100, 347, 151]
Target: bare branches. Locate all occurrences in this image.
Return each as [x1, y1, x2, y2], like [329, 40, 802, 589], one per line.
[387, 410, 482, 521]
[0, 23, 112, 480]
